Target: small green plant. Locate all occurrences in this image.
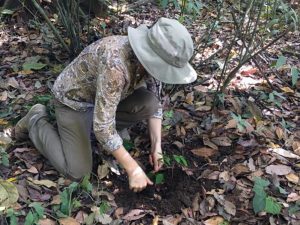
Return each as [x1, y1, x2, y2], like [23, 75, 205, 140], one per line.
[58, 182, 79, 216]
[24, 203, 45, 225]
[162, 153, 189, 168]
[231, 112, 251, 132]
[252, 177, 282, 215]
[173, 154, 188, 167]
[0, 147, 9, 166]
[148, 172, 165, 185]
[99, 200, 110, 215]
[160, 0, 203, 19]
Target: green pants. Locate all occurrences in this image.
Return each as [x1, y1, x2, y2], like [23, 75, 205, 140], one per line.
[29, 88, 159, 180]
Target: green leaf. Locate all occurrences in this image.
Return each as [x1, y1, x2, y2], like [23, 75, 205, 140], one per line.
[0, 179, 19, 208]
[265, 196, 282, 215]
[22, 62, 46, 71]
[253, 192, 267, 214]
[9, 214, 18, 225]
[291, 67, 299, 86]
[164, 110, 174, 119]
[24, 211, 35, 225]
[173, 155, 188, 167]
[155, 173, 165, 184]
[1, 151, 9, 166]
[99, 201, 110, 215]
[123, 140, 134, 151]
[81, 175, 92, 193]
[160, 0, 169, 9]
[275, 55, 286, 69]
[253, 177, 270, 193]
[60, 190, 70, 215]
[29, 202, 44, 218]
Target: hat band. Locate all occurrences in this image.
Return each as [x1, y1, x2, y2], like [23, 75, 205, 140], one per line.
[147, 28, 186, 68]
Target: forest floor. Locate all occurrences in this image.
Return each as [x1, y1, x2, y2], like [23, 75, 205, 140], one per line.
[1, 1, 300, 225]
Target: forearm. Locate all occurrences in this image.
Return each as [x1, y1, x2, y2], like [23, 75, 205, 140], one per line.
[148, 117, 162, 147]
[112, 145, 139, 174]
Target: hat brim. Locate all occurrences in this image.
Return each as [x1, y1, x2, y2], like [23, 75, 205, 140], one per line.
[128, 25, 197, 84]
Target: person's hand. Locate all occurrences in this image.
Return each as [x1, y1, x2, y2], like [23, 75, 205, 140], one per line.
[149, 145, 163, 172]
[128, 166, 153, 192]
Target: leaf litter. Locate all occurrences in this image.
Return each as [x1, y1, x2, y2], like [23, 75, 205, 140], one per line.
[0, 1, 300, 224]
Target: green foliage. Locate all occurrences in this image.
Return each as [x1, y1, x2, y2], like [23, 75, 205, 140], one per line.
[22, 56, 47, 71]
[123, 140, 134, 151]
[80, 175, 93, 193]
[231, 112, 251, 132]
[164, 110, 174, 119]
[173, 154, 188, 167]
[59, 182, 79, 216]
[291, 67, 299, 86]
[155, 173, 165, 184]
[24, 203, 45, 225]
[99, 200, 110, 215]
[265, 196, 282, 215]
[252, 177, 282, 215]
[6, 208, 18, 225]
[288, 201, 300, 215]
[33, 94, 53, 106]
[267, 91, 286, 108]
[275, 55, 286, 69]
[159, 0, 203, 18]
[0, 147, 9, 166]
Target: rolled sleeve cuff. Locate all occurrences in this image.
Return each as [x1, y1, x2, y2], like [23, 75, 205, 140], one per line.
[151, 107, 163, 119]
[102, 132, 123, 152]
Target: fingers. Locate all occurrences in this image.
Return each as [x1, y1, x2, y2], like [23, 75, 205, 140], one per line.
[149, 154, 153, 166]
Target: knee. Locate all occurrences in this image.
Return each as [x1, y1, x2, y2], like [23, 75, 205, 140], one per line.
[65, 163, 92, 181]
[136, 91, 160, 117]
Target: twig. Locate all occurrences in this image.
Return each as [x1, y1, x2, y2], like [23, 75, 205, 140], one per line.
[30, 0, 70, 54]
[221, 31, 287, 92]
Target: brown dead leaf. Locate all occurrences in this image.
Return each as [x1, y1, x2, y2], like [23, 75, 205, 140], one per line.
[247, 101, 262, 120]
[162, 215, 182, 225]
[232, 164, 250, 175]
[7, 77, 19, 88]
[225, 119, 238, 129]
[172, 141, 184, 149]
[195, 105, 211, 111]
[203, 135, 218, 150]
[114, 207, 124, 219]
[192, 192, 200, 212]
[97, 161, 110, 179]
[152, 216, 159, 225]
[204, 216, 224, 225]
[275, 127, 284, 140]
[213, 193, 236, 216]
[0, 91, 8, 101]
[27, 177, 57, 188]
[211, 137, 232, 147]
[281, 86, 294, 93]
[185, 92, 194, 104]
[287, 193, 300, 202]
[75, 210, 88, 224]
[50, 195, 61, 205]
[266, 165, 292, 175]
[59, 217, 80, 225]
[191, 147, 218, 158]
[240, 67, 258, 76]
[285, 173, 299, 184]
[122, 209, 150, 221]
[193, 85, 208, 93]
[38, 218, 56, 225]
[27, 166, 38, 174]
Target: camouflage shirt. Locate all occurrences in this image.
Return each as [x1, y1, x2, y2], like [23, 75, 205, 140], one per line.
[52, 36, 162, 152]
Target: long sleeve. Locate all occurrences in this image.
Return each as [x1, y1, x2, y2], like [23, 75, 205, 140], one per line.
[145, 75, 163, 119]
[93, 59, 126, 152]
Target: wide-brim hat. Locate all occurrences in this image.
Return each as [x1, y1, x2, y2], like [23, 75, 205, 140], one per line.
[128, 18, 197, 84]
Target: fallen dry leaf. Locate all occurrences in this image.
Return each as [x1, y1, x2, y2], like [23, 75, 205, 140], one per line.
[213, 193, 236, 216]
[287, 193, 300, 202]
[122, 209, 150, 221]
[97, 161, 110, 179]
[211, 136, 232, 147]
[203, 135, 218, 150]
[225, 119, 238, 129]
[162, 215, 182, 225]
[38, 218, 56, 225]
[265, 165, 292, 175]
[27, 166, 38, 174]
[204, 216, 224, 225]
[191, 147, 218, 158]
[232, 164, 250, 175]
[59, 217, 80, 225]
[285, 173, 299, 184]
[267, 148, 300, 159]
[27, 177, 57, 188]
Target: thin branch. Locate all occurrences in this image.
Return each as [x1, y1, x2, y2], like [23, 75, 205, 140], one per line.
[30, 0, 70, 53]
